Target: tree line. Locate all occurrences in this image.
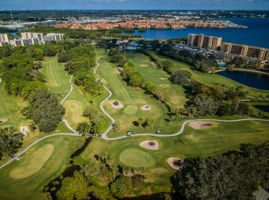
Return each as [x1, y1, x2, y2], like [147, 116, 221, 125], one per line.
[171, 141, 269, 200]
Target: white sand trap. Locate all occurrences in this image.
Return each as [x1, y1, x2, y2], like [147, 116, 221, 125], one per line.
[0, 119, 7, 124]
[116, 68, 123, 74]
[160, 78, 168, 80]
[140, 140, 159, 150]
[167, 157, 183, 170]
[159, 84, 170, 88]
[111, 101, 124, 109]
[141, 105, 151, 111]
[189, 121, 212, 129]
[20, 126, 29, 136]
[139, 64, 148, 67]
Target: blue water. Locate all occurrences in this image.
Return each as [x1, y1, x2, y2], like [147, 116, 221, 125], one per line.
[130, 18, 269, 48]
[254, 105, 269, 113]
[217, 71, 269, 90]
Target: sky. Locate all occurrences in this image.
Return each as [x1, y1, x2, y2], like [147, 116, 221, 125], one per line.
[0, 0, 269, 10]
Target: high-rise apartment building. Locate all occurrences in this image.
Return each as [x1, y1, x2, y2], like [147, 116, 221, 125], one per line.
[188, 33, 268, 60]
[187, 34, 222, 50]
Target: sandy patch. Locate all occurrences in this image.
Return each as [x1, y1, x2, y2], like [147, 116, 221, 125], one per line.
[111, 101, 124, 109]
[139, 64, 148, 67]
[115, 68, 123, 74]
[159, 84, 170, 88]
[139, 140, 159, 150]
[0, 119, 7, 124]
[20, 126, 29, 136]
[160, 78, 168, 80]
[167, 157, 183, 170]
[189, 121, 212, 129]
[141, 105, 151, 111]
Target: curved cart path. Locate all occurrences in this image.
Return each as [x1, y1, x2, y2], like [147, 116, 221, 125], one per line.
[0, 76, 79, 170]
[1, 55, 269, 170]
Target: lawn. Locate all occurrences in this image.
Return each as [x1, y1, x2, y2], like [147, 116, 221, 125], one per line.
[0, 135, 84, 200]
[41, 56, 92, 128]
[157, 53, 269, 97]
[96, 50, 182, 136]
[0, 85, 30, 128]
[127, 53, 187, 109]
[80, 119, 269, 193]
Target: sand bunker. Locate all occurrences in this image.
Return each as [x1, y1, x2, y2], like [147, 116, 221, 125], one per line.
[116, 68, 123, 74]
[0, 119, 7, 124]
[20, 126, 29, 136]
[139, 64, 148, 67]
[160, 78, 168, 80]
[167, 157, 183, 170]
[141, 105, 151, 111]
[189, 121, 212, 129]
[140, 140, 159, 150]
[111, 101, 124, 109]
[159, 84, 170, 88]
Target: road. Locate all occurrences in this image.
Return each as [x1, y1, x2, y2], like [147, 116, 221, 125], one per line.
[1, 55, 269, 169]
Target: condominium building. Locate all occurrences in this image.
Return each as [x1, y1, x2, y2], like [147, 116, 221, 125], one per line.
[187, 34, 222, 50]
[220, 42, 269, 60]
[188, 33, 269, 60]
[0, 34, 9, 42]
[21, 32, 44, 41]
[44, 33, 64, 42]
[9, 38, 43, 47]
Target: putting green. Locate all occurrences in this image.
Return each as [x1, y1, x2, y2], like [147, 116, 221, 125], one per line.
[124, 105, 138, 115]
[9, 144, 54, 180]
[119, 148, 155, 168]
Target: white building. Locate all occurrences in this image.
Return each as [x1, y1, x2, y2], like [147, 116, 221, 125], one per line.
[0, 34, 9, 42]
[44, 33, 64, 42]
[21, 32, 44, 41]
[9, 38, 43, 47]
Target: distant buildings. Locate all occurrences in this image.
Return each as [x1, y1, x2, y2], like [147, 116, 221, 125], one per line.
[187, 33, 269, 61]
[0, 34, 10, 47]
[0, 32, 64, 47]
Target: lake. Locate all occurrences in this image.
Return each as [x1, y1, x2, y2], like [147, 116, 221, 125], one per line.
[129, 18, 269, 48]
[217, 70, 269, 90]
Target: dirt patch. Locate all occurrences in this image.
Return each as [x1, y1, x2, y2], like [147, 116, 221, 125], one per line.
[159, 84, 170, 88]
[0, 119, 7, 124]
[141, 105, 151, 111]
[139, 64, 148, 67]
[20, 126, 29, 136]
[160, 78, 168, 80]
[189, 121, 212, 129]
[111, 101, 124, 109]
[116, 68, 123, 74]
[139, 140, 159, 150]
[167, 157, 183, 170]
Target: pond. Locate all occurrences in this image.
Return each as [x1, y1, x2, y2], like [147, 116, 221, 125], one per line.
[217, 70, 269, 90]
[254, 105, 269, 113]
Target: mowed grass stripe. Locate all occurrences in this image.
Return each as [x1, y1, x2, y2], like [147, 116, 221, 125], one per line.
[99, 58, 131, 101]
[41, 57, 70, 98]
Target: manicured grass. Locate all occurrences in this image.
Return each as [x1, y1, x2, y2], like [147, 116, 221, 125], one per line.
[80, 119, 269, 193]
[0, 85, 30, 128]
[157, 53, 269, 97]
[41, 56, 92, 128]
[127, 53, 187, 108]
[0, 135, 83, 200]
[96, 50, 182, 136]
[119, 148, 155, 168]
[9, 144, 55, 180]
